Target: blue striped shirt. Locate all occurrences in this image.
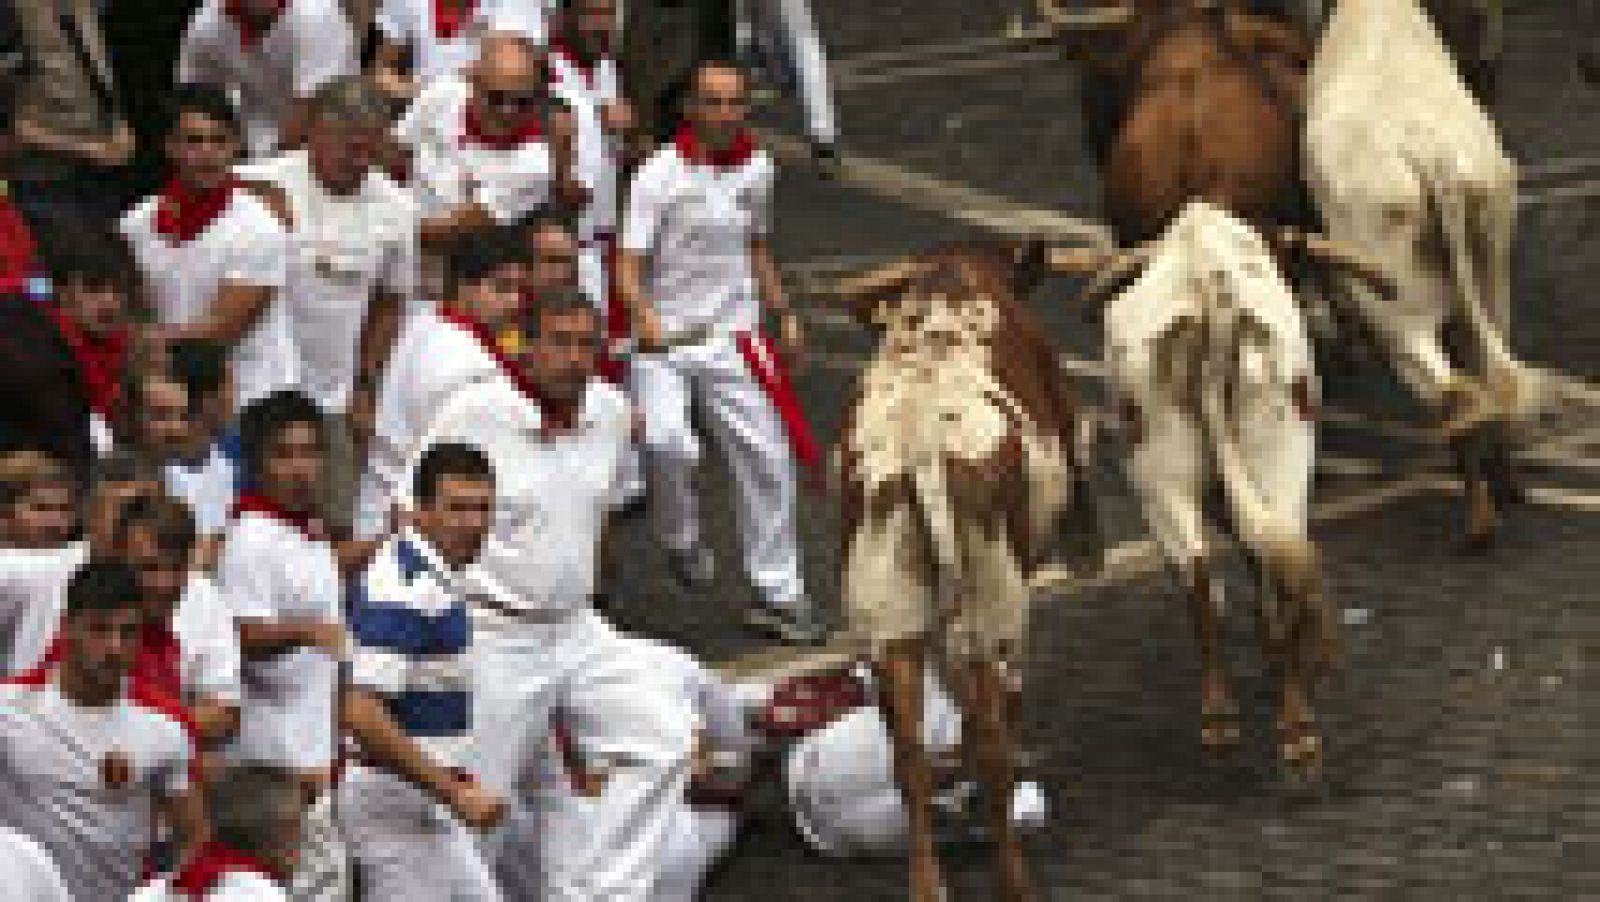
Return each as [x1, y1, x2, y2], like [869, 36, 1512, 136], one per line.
[347, 531, 473, 766]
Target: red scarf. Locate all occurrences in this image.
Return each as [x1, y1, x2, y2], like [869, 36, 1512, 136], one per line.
[172, 841, 283, 898]
[674, 126, 758, 171]
[550, 39, 606, 91]
[41, 306, 129, 418]
[433, 0, 478, 40]
[232, 492, 324, 542]
[755, 670, 868, 739]
[462, 102, 544, 152]
[154, 177, 238, 246]
[437, 308, 579, 430]
[224, 0, 286, 49]
[0, 192, 37, 295]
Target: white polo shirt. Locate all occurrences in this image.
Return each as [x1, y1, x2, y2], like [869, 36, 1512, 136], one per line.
[0, 542, 88, 676]
[177, 0, 358, 158]
[0, 827, 70, 901]
[548, 47, 622, 241]
[164, 443, 240, 538]
[409, 379, 631, 618]
[133, 870, 289, 902]
[0, 676, 194, 902]
[376, 0, 548, 85]
[621, 140, 776, 334]
[216, 509, 342, 772]
[121, 190, 296, 413]
[396, 77, 555, 224]
[367, 308, 501, 511]
[237, 150, 421, 412]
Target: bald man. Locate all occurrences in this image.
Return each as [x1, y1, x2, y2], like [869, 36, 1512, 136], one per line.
[396, 34, 587, 251]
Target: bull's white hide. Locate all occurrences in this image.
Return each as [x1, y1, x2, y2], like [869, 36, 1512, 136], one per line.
[843, 285, 1070, 662]
[1305, 0, 1530, 417]
[1105, 202, 1316, 576]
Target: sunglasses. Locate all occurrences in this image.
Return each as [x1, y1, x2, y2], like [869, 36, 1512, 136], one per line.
[481, 88, 544, 111]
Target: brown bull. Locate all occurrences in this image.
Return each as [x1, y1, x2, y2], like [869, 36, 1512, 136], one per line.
[833, 242, 1100, 902]
[1083, 0, 1312, 244]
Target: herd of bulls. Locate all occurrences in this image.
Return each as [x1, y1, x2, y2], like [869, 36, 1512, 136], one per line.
[826, 2, 1537, 899]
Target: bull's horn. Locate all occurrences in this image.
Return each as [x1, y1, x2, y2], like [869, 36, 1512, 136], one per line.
[1038, 3, 1136, 31]
[1075, 248, 1152, 309]
[1277, 229, 1400, 301]
[831, 257, 924, 302]
[1046, 246, 1117, 275]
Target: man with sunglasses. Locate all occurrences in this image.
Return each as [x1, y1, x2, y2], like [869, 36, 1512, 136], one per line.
[397, 33, 586, 252]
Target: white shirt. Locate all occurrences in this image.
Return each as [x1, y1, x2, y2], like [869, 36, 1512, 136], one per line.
[410, 379, 631, 616]
[396, 76, 555, 224]
[164, 444, 240, 538]
[376, 0, 547, 85]
[0, 827, 71, 902]
[0, 542, 87, 676]
[121, 190, 297, 413]
[132, 871, 290, 902]
[216, 510, 342, 771]
[177, 0, 358, 157]
[237, 151, 421, 412]
[548, 48, 622, 240]
[621, 141, 775, 334]
[368, 308, 500, 507]
[0, 677, 193, 901]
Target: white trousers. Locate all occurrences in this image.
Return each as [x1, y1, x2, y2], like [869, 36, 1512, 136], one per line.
[649, 804, 740, 902]
[740, 0, 838, 144]
[630, 337, 807, 610]
[470, 611, 695, 902]
[337, 765, 502, 901]
[289, 792, 353, 902]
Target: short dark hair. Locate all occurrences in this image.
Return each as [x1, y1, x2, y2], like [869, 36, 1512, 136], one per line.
[37, 226, 136, 294]
[236, 390, 325, 482]
[443, 225, 530, 300]
[209, 765, 304, 859]
[519, 208, 575, 241]
[115, 493, 197, 560]
[64, 560, 143, 619]
[413, 442, 494, 503]
[0, 449, 72, 508]
[168, 338, 231, 411]
[162, 83, 243, 139]
[519, 284, 598, 339]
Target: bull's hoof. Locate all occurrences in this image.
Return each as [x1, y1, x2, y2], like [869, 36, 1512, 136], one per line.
[1461, 479, 1500, 554]
[1276, 722, 1324, 785]
[908, 867, 950, 902]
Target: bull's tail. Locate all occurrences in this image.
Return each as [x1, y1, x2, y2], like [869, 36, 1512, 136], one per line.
[1410, 147, 1537, 423]
[1192, 307, 1336, 677]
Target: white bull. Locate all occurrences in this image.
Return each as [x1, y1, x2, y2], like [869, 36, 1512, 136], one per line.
[1095, 201, 1336, 776]
[1305, 0, 1534, 547]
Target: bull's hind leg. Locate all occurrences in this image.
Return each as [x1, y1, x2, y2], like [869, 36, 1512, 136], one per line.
[1187, 558, 1242, 755]
[952, 657, 1037, 902]
[877, 638, 948, 902]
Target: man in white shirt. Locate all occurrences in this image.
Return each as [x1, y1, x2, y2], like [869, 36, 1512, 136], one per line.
[0, 451, 85, 676]
[374, 0, 548, 96]
[0, 827, 71, 902]
[618, 59, 824, 644]
[143, 339, 239, 546]
[739, 0, 839, 164]
[0, 561, 208, 901]
[355, 226, 528, 538]
[396, 34, 585, 251]
[121, 86, 297, 414]
[340, 442, 508, 900]
[411, 288, 695, 901]
[237, 75, 420, 533]
[548, 0, 634, 317]
[177, 0, 358, 157]
[133, 764, 306, 902]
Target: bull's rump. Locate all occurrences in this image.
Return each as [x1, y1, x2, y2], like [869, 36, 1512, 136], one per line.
[840, 361, 1070, 662]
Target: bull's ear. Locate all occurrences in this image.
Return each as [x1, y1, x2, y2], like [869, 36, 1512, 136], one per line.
[1009, 239, 1050, 296]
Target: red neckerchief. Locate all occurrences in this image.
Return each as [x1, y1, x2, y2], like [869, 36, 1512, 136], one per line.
[433, 0, 478, 40]
[550, 39, 607, 91]
[154, 177, 238, 246]
[462, 101, 544, 152]
[436, 308, 579, 430]
[224, 0, 287, 49]
[232, 492, 324, 542]
[172, 841, 284, 898]
[40, 305, 129, 418]
[674, 126, 758, 171]
[755, 670, 868, 739]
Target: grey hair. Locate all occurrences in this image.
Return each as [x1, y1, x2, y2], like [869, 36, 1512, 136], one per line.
[209, 765, 304, 857]
[307, 74, 393, 129]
